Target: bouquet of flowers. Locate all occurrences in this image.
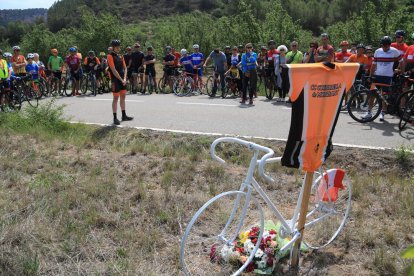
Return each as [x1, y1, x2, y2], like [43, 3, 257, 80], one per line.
[210, 221, 287, 274]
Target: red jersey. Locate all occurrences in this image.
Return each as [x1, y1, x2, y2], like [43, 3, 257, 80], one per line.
[391, 42, 408, 56]
[403, 45, 414, 64]
[281, 63, 359, 172]
[335, 51, 352, 62]
[173, 52, 181, 67]
[65, 55, 81, 71]
[266, 49, 278, 67]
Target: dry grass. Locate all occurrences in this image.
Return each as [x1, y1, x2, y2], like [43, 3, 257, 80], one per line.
[0, 104, 413, 275]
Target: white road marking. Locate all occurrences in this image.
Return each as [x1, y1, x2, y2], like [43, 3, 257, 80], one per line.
[69, 121, 399, 151]
[85, 98, 145, 103]
[177, 102, 238, 107]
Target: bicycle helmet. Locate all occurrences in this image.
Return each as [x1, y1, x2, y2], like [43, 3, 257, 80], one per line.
[268, 40, 275, 46]
[126, 46, 132, 51]
[69, 47, 76, 53]
[260, 45, 267, 51]
[380, 36, 392, 45]
[12, 45, 20, 51]
[111, 39, 121, 47]
[193, 44, 199, 49]
[99, 52, 106, 57]
[3, 52, 11, 58]
[88, 50, 95, 56]
[356, 43, 366, 49]
[395, 30, 406, 37]
[225, 45, 230, 49]
[321, 33, 329, 39]
[165, 46, 172, 51]
[365, 45, 373, 51]
[180, 49, 187, 55]
[340, 40, 349, 46]
[27, 53, 35, 59]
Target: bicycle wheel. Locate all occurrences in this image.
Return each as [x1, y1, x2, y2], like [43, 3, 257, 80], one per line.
[63, 78, 73, 97]
[206, 75, 217, 97]
[396, 90, 414, 117]
[91, 76, 97, 96]
[347, 89, 382, 123]
[264, 77, 275, 100]
[399, 95, 414, 130]
[9, 89, 22, 111]
[180, 191, 264, 276]
[173, 77, 192, 97]
[80, 76, 88, 94]
[24, 86, 39, 107]
[304, 169, 352, 249]
[158, 76, 166, 93]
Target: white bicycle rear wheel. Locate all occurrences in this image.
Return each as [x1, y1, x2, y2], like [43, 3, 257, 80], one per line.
[303, 169, 352, 249]
[180, 191, 264, 276]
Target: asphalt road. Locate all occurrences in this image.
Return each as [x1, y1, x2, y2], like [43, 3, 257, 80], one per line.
[56, 93, 413, 149]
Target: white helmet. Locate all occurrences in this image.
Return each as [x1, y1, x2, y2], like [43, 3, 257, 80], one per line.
[193, 44, 199, 49]
[180, 49, 187, 55]
[12, 45, 21, 51]
[4, 52, 12, 57]
[27, 53, 35, 59]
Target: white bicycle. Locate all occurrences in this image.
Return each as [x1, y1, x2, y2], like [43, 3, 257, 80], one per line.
[180, 137, 352, 275]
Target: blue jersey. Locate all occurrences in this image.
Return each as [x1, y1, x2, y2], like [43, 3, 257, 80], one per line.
[180, 56, 193, 73]
[190, 52, 204, 67]
[26, 63, 39, 80]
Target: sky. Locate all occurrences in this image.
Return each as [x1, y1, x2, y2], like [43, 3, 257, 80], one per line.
[0, 0, 56, 9]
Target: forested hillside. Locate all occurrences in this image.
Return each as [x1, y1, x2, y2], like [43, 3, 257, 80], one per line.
[0, 9, 47, 25]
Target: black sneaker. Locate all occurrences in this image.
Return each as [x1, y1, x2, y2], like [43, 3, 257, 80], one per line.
[122, 115, 133, 121]
[114, 118, 121, 125]
[141, 90, 146, 94]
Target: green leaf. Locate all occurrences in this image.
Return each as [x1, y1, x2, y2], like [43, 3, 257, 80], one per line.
[401, 245, 414, 259]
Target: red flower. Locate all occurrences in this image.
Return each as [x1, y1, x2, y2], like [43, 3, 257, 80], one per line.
[251, 238, 258, 245]
[251, 226, 260, 232]
[246, 261, 255, 272]
[236, 247, 245, 254]
[267, 257, 274, 267]
[269, 230, 277, 235]
[210, 244, 217, 262]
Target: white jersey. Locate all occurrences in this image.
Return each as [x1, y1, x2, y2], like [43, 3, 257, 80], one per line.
[373, 46, 402, 77]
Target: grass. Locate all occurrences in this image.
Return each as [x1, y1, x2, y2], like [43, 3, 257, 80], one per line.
[0, 101, 413, 275]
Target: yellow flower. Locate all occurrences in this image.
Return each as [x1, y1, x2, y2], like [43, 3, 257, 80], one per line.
[239, 231, 250, 244]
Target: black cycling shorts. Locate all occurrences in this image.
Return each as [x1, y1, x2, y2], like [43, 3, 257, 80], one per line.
[70, 71, 81, 81]
[145, 67, 156, 77]
[133, 66, 144, 74]
[111, 78, 127, 93]
[52, 71, 62, 80]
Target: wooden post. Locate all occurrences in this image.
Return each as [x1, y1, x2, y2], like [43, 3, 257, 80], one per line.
[290, 171, 314, 268]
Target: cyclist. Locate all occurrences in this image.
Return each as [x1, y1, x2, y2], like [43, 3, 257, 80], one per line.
[224, 45, 232, 68]
[142, 46, 157, 94]
[47, 48, 64, 91]
[65, 47, 81, 96]
[107, 39, 133, 125]
[303, 41, 318, 63]
[124, 46, 133, 84]
[335, 41, 352, 63]
[204, 47, 227, 97]
[172, 47, 181, 71]
[315, 33, 334, 63]
[266, 40, 278, 69]
[401, 35, 414, 77]
[347, 44, 370, 69]
[365, 45, 374, 69]
[131, 43, 145, 93]
[240, 43, 258, 105]
[363, 36, 402, 121]
[285, 41, 303, 64]
[162, 46, 176, 91]
[25, 53, 39, 80]
[190, 44, 204, 87]
[391, 30, 408, 56]
[0, 50, 10, 108]
[11, 45, 27, 77]
[84, 50, 100, 88]
[224, 60, 240, 97]
[179, 48, 194, 75]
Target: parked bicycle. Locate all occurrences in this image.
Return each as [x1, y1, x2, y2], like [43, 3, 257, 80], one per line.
[180, 137, 351, 275]
[81, 70, 97, 96]
[399, 93, 414, 130]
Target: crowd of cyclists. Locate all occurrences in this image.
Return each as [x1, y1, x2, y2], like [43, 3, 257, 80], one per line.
[0, 29, 414, 127]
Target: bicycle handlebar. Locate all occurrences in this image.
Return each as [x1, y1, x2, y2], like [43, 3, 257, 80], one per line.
[210, 137, 276, 183]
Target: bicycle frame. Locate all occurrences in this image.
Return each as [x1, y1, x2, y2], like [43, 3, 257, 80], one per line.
[210, 137, 336, 254]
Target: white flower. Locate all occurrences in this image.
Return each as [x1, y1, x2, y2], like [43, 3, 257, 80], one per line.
[263, 231, 270, 239]
[220, 244, 234, 262]
[244, 240, 255, 254]
[255, 248, 264, 258]
[262, 254, 269, 263]
[256, 259, 267, 269]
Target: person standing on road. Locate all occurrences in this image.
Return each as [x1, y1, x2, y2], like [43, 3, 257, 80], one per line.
[107, 40, 133, 125]
[240, 43, 258, 105]
[204, 48, 227, 97]
[315, 33, 335, 63]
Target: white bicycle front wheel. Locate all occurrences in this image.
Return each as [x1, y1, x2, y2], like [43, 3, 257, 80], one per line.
[303, 169, 352, 249]
[180, 190, 264, 276]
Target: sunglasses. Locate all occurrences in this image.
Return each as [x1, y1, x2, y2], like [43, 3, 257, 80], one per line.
[135, 46, 141, 48]
[309, 45, 316, 48]
[246, 46, 252, 49]
[279, 50, 286, 52]
[396, 36, 402, 38]
[291, 45, 297, 47]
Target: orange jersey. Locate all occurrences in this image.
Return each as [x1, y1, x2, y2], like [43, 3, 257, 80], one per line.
[281, 63, 359, 172]
[335, 51, 352, 62]
[348, 54, 370, 70]
[403, 45, 414, 64]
